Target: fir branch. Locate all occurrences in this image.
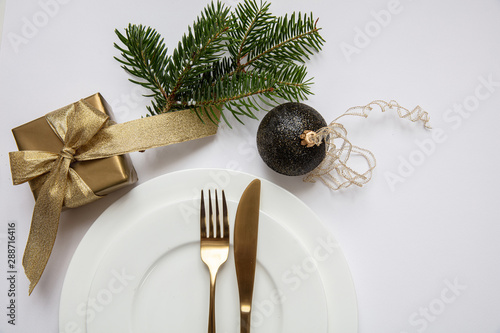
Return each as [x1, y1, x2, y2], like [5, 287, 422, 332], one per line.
[165, 1, 232, 111]
[114, 0, 324, 124]
[246, 13, 324, 68]
[189, 72, 275, 109]
[114, 24, 171, 112]
[250, 63, 313, 101]
[228, 0, 273, 70]
[230, 3, 324, 71]
[114, 2, 232, 115]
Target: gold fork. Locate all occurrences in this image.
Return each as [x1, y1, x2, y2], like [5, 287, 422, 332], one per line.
[200, 189, 229, 333]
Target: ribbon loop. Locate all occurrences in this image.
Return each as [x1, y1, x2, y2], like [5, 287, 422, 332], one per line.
[9, 151, 58, 185]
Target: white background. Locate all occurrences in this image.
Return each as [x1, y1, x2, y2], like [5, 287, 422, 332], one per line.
[1, 0, 500, 332]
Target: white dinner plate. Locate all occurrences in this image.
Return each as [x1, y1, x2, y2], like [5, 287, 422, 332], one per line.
[86, 203, 327, 332]
[59, 168, 358, 333]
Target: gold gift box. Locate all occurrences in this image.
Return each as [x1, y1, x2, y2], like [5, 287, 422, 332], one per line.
[11, 93, 138, 201]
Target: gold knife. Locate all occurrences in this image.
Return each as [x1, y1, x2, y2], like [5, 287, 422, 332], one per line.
[234, 179, 261, 333]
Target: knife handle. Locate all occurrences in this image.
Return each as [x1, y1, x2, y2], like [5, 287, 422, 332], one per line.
[240, 310, 251, 333]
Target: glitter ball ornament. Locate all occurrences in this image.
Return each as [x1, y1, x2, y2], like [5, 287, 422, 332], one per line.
[257, 102, 327, 176]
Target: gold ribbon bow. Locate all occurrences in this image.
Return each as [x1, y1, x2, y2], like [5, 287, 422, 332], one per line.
[9, 99, 218, 294]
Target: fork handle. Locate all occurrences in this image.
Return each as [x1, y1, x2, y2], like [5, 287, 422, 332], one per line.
[208, 271, 217, 333]
[240, 310, 251, 333]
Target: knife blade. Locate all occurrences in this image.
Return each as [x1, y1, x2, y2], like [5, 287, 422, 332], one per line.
[234, 179, 261, 333]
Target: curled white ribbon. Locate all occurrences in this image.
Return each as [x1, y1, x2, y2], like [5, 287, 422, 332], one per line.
[303, 100, 431, 190]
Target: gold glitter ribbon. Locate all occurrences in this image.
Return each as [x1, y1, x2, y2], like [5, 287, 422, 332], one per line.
[303, 100, 431, 190]
[9, 99, 218, 294]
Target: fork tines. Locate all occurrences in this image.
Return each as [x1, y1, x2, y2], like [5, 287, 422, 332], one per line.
[200, 189, 228, 239]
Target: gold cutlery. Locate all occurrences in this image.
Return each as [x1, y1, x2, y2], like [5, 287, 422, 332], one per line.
[200, 189, 229, 333]
[234, 179, 261, 333]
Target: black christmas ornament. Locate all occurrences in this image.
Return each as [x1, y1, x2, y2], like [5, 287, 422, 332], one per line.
[257, 102, 327, 176]
[256, 100, 431, 190]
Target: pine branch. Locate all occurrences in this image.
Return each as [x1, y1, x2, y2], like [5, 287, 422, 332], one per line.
[250, 63, 313, 101]
[164, 1, 232, 111]
[114, 2, 232, 115]
[114, 24, 171, 112]
[114, 0, 324, 125]
[248, 13, 324, 67]
[187, 71, 276, 112]
[230, 2, 324, 71]
[228, 0, 273, 70]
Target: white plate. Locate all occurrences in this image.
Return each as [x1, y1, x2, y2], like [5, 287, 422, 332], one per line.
[59, 168, 358, 333]
[87, 203, 327, 332]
